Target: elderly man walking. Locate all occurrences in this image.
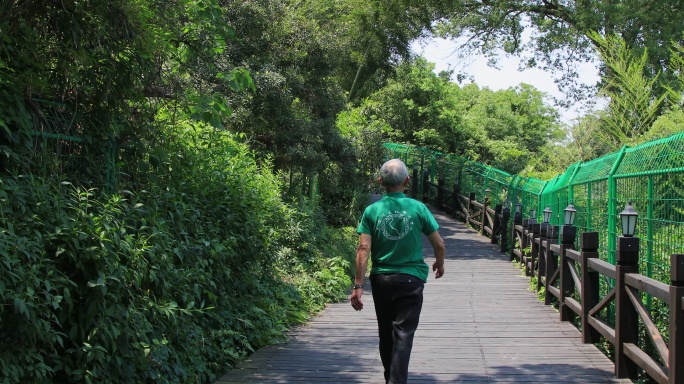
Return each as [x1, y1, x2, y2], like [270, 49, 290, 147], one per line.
[350, 158, 446, 384]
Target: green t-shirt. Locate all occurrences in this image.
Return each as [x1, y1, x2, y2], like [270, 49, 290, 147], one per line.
[357, 192, 439, 282]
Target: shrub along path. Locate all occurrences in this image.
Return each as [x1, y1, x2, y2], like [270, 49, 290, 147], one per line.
[215, 208, 631, 383]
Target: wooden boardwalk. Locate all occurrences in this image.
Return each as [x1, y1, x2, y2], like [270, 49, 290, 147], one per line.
[216, 209, 631, 383]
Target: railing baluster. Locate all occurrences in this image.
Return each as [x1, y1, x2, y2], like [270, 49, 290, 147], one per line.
[615, 236, 640, 380]
[580, 232, 601, 344]
[670, 254, 684, 384]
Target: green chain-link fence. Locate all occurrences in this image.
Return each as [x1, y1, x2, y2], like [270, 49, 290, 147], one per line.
[385, 131, 684, 284]
[25, 99, 118, 192]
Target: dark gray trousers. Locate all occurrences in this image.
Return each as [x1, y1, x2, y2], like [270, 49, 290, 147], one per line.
[370, 273, 424, 384]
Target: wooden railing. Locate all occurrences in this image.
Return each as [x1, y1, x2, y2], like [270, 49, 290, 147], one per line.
[413, 172, 684, 383]
[413, 169, 510, 253]
[511, 218, 684, 384]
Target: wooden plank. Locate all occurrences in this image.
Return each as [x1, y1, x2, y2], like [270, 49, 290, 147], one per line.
[588, 316, 616, 345]
[625, 286, 669, 365]
[566, 248, 581, 262]
[588, 258, 616, 279]
[624, 273, 670, 301]
[215, 208, 629, 384]
[564, 296, 582, 317]
[623, 343, 668, 384]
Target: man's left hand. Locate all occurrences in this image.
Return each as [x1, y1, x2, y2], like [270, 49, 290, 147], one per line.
[433, 261, 445, 279]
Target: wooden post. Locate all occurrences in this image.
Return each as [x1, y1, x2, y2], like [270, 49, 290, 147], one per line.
[492, 204, 502, 244]
[559, 226, 577, 322]
[422, 169, 430, 202]
[537, 223, 548, 292]
[510, 212, 522, 261]
[529, 223, 540, 277]
[580, 232, 601, 344]
[452, 183, 460, 220]
[670, 254, 684, 384]
[467, 192, 475, 224]
[480, 196, 489, 236]
[411, 167, 418, 198]
[545, 225, 559, 306]
[437, 178, 445, 209]
[500, 206, 510, 253]
[615, 236, 639, 380]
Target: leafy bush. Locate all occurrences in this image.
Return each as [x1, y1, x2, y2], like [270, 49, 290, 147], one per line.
[0, 122, 356, 383]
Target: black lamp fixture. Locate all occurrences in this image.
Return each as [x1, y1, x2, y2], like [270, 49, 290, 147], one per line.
[542, 206, 552, 223]
[484, 188, 491, 201]
[620, 202, 639, 237]
[564, 203, 577, 226]
[529, 209, 537, 220]
[504, 200, 511, 210]
[515, 202, 522, 214]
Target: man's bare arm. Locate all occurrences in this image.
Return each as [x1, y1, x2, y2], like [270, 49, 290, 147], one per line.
[351, 233, 371, 310]
[427, 230, 445, 278]
[355, 234, 371, 285]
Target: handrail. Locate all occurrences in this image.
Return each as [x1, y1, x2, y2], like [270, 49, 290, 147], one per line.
[408, 164, 683, 384]
[520, 225, 684, 384]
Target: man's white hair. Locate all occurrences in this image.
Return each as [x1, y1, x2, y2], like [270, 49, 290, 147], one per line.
[380, 159, 409, 187]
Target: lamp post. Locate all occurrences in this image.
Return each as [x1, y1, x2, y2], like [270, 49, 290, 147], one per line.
[564, 203, 577, 226]
[543, 206, 552, 224]
[620, 202, 638, 237]
[540, 206, 552, 239]
[560, 203, 577, 245]
[484, 188, 491, 203]
[528, 208, 537, 229]
[558, 203, 578, 323]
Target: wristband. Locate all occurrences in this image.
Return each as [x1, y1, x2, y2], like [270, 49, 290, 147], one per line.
[352, 284, 363, 290]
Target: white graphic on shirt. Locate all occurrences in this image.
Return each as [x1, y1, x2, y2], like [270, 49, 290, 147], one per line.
[379, 211, 413, 240]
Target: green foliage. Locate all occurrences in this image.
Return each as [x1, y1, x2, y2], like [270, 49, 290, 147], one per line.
[346, 58, 561, 174]
[592, 33, 667, 150]
[0, 122, 356, 383]
[434, 0, 684, 105]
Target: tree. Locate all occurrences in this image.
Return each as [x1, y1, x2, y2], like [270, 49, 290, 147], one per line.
[344, 58, 561, 174]
[592, 33, 666, 149]
[433, 0, 684, 104]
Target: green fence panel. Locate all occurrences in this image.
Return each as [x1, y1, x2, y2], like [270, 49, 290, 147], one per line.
[384, 131, 684, 286]
[613, 132, 684, 283]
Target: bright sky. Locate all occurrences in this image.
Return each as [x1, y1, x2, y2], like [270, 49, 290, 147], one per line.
[411, 37, 603, 124]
